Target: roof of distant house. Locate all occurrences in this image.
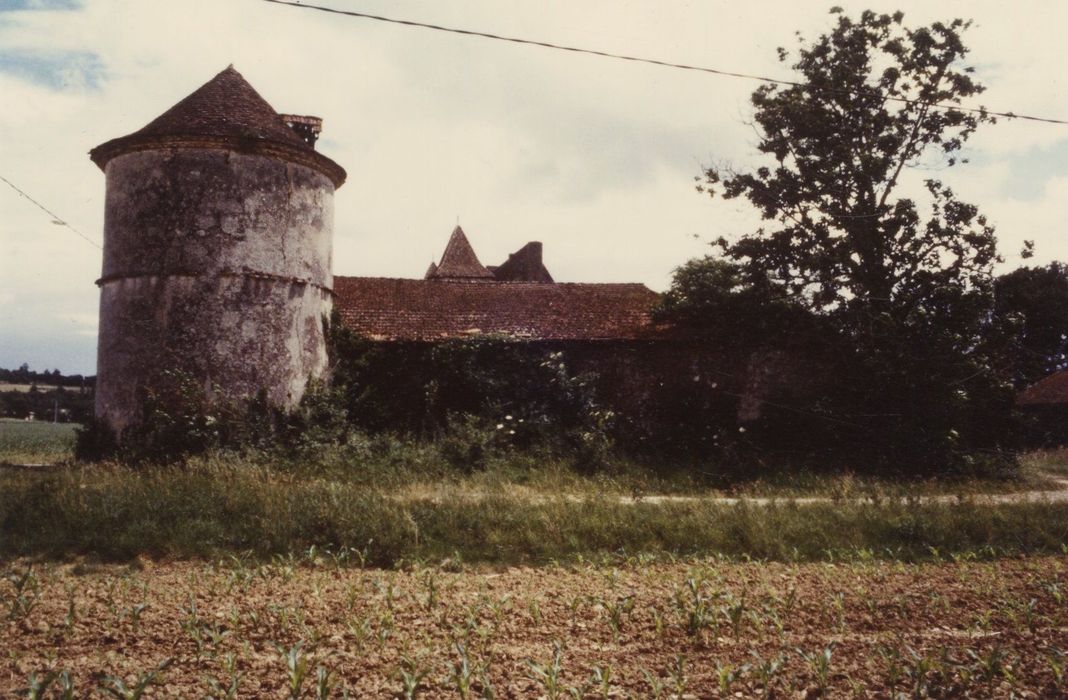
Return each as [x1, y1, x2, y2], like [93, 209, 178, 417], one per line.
[89, 65, 346, 187]
[1017, 369, 1068, 406]
[333, 277, 661, 341]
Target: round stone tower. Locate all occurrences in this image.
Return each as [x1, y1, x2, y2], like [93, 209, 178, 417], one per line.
[89, 66, 346, 435]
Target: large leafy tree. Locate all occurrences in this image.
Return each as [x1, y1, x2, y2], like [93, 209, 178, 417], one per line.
[995, 262, 1068, 388]
[696, 9, 1016, 471]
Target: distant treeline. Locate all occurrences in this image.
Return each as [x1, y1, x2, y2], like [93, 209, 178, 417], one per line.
[0, 364, 95, 423]
[0, 363, 95, 389]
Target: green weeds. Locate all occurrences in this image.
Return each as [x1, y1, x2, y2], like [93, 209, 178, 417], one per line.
[3, 457, 1068, 566]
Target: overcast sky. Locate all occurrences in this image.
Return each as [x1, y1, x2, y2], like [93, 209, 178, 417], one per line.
[1, 0, 1066, 375]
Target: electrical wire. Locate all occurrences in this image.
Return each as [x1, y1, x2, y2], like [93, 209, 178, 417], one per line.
[260, 0, 1068, 126]
[0, 174, 102, 250]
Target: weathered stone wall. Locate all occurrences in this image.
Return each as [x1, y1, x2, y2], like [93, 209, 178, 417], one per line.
[95, 148, 334, 434]
[562, 341, 819, 428]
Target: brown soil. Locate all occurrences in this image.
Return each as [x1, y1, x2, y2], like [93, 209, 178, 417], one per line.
[3, 556, 1067, 698]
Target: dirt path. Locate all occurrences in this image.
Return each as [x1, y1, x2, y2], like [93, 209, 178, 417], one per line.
[627, 474, 1068, 506]
[7, 461, 1068, 507]
[398, 474, 1068, 507]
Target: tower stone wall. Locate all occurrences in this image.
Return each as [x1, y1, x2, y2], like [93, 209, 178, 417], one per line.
[90, 67, 345, 435]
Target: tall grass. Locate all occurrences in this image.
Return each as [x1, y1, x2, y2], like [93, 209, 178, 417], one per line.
[2, 457, 1066, 564]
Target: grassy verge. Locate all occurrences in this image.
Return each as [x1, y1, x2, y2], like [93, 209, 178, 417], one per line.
[1021, 447, 1068, 477]
[3, 458, 1067, 564]
[0, 419, 78, 464]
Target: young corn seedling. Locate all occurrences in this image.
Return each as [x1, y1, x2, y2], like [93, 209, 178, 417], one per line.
[640, 668, 666, 699]
[598, 594, 634, 643]
[528, 598, 543, 627]
[721, 592, 749, 637]
[421, 570, 440, 611]
[1048, 647, 1065, 687]
[375, 610, 395, 648]
[448, 643, 475, 699]
[797, 644, 834, 694]
[204, 671, 243, 700]
[346, 614, 373, 651]
[877, 644, 903, 693]
[715, 660, 749, 695]
[675, 578, 716, 639]
[1043, 579, 1064, 605]
[314, 666, 334, 700]
[53, 670, 76, 700]
[902, 646, 935, 698]
[100, 657, 173, 700]
[967, 644, 1013, 684]
[781, 585, 798, 619]
[749, 651, 783, 699]
[649, 604, 665, 639]
[588, 664, 613, 700]
[1019, 597, 1041, 633]
[62, 598, 77, 636]
[395, 655, 428, 700]
[831, 591, 847, 632]
[527, 642, 567, 700]
[668, 655, 688, 698]
[478, 668, 498, 699]
[21, 670, 59, 700]
[5, 568, 40, 621]
[127, 603, 150, 634]
[277, 640, 312, 700]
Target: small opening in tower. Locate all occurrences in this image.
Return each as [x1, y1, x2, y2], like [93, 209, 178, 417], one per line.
[281, 114, 323, 148]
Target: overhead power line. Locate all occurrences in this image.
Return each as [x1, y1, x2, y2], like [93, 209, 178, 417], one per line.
[260, 0, 1068, 126]
[0, 174, 102, 250]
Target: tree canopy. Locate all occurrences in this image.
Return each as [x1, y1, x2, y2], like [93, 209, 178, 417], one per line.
[684, 9, 1018, 472]
[995, 262, 1068, 388]
[703, 9, 998, 319]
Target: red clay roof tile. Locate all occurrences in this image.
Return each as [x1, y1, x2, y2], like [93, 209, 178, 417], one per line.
[1018, 369, 1068, 406]
[334, 277, 661, 341]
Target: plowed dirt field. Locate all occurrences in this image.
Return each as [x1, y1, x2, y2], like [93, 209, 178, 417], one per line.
[3, 556, 1066, 698]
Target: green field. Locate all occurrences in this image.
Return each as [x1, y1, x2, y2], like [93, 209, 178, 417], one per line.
[0, 419, 78, 464]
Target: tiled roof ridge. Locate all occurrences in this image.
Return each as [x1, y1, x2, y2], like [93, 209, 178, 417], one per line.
[334, 274, 651, 290]
[89, 65, 346, 187]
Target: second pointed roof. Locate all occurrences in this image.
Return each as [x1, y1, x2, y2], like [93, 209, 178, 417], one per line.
[428, 226, 495, 279]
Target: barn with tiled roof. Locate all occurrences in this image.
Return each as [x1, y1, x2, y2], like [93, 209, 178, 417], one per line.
[334, 226, 662, 342]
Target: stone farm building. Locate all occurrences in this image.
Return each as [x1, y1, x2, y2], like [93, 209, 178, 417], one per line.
[88, 66, 785, 436]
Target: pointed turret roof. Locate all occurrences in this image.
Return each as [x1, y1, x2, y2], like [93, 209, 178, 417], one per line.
[90, 65, 345, 187]
[428, 226, 495, 279]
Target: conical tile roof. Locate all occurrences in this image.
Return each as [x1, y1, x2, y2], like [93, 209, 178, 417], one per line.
[429, 226, 495, 279]
[90, 65, 345, 186]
